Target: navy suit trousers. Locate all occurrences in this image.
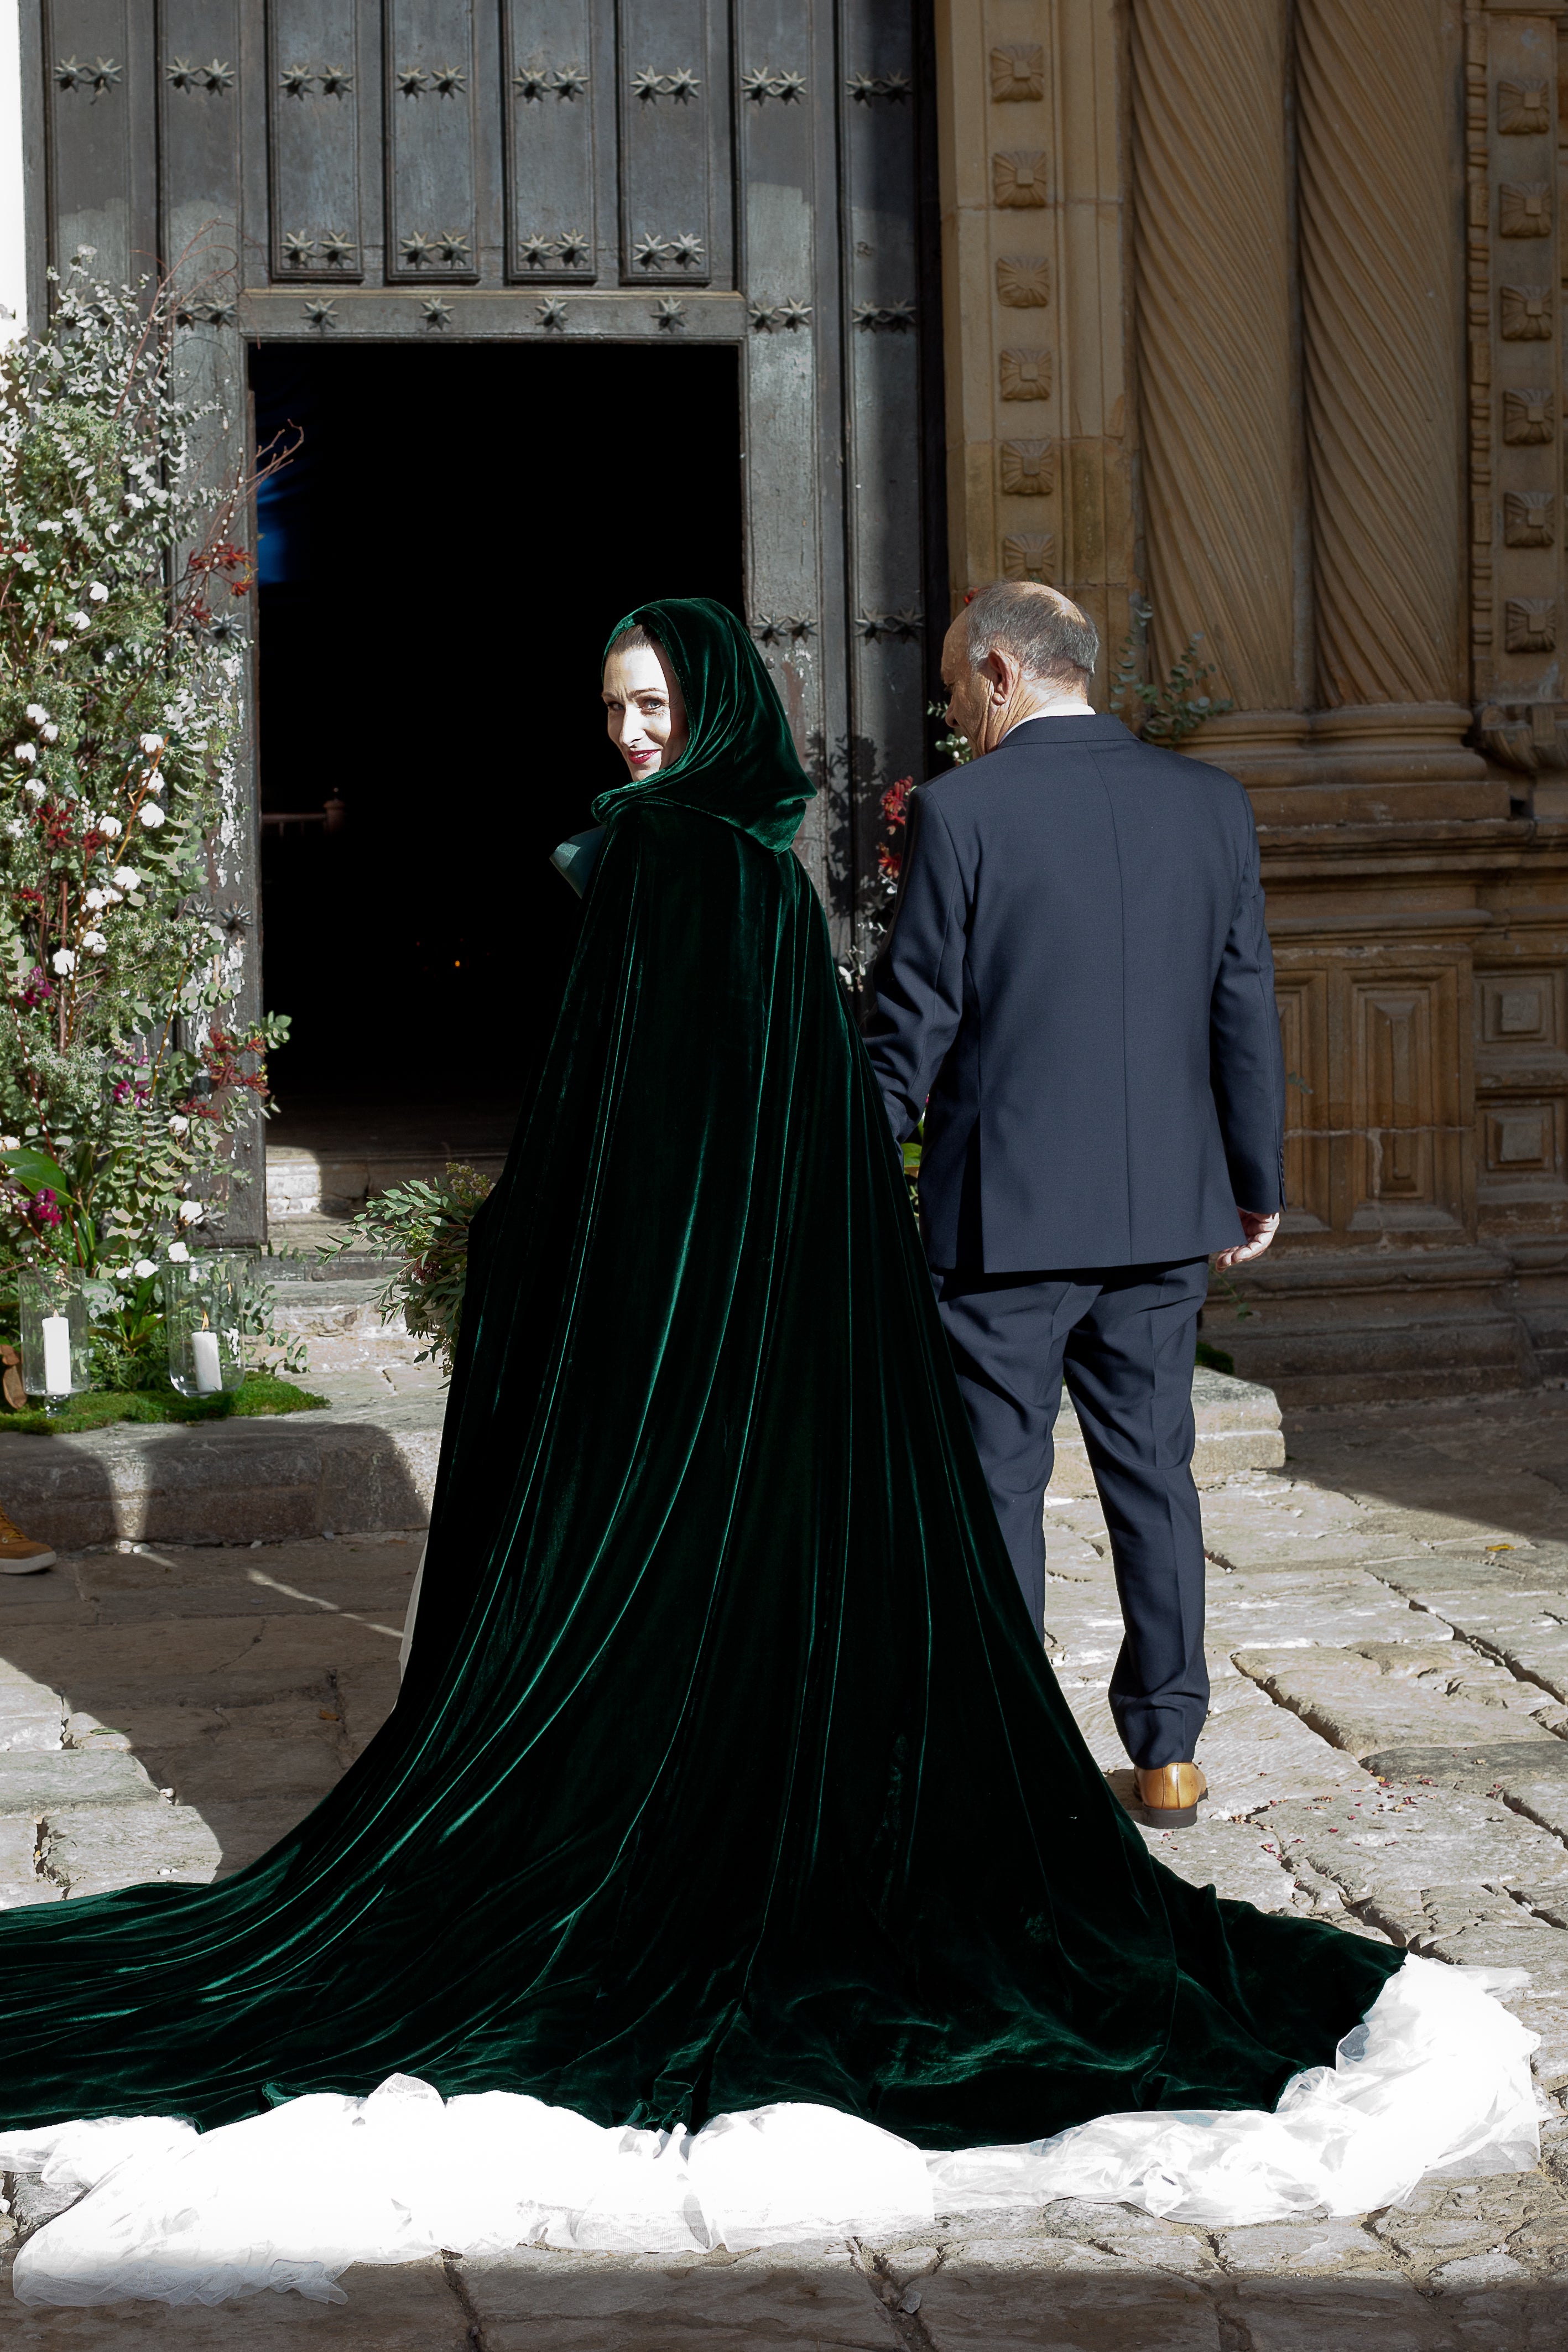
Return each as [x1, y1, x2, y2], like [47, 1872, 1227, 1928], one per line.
[934, 1258, 1210, 1769]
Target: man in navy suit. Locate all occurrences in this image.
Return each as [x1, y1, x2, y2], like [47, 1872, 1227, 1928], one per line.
[864, 581, 1283, 1828]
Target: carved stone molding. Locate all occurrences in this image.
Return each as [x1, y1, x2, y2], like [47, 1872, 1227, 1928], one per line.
[1296, 0, 1465, 709]
[1131, 0, 1298, 710]
[1000, 438, 1056, 495]
[1504, 489, 1556, 547]
[1505, 597, 1556, 653]
[1503, 388, 1555, 443]
[538, 299, 569, 331]
[1499, 181, 1552, 236]
[1500, 283, 1553, 338]
[996, 254, 1050, 307]
[1498, 79, 1549, 136]
[990, 45, 1044, 103]
[993, 152, 1048, 207]
[999, 348, 1051, 400]
[652, 296, 686, 329]
[1002, 531, 1054, 581]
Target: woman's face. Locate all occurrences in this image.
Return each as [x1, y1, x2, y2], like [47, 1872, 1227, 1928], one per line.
[602, 641, 689, 779]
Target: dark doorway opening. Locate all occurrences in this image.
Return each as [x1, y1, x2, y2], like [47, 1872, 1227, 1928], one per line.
[249, 341, 745, 1149]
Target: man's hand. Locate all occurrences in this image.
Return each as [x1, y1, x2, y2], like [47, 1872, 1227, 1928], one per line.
[1212, 1210, 1280, 1272]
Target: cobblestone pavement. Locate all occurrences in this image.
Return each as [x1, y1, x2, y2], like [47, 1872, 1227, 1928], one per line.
[2, 1391, 1568, 2344]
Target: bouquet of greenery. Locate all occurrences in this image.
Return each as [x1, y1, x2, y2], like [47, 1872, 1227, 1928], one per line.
[0, 253, 292, 1361]
[321, 1162, 497, 1378]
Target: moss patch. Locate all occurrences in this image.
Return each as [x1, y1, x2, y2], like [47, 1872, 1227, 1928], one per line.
[0, 1375, 330, 1436]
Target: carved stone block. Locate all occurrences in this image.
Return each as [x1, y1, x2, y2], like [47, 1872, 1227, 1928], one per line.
[1499, 182, 1551, 238]
[990, 44, 1044, 103]
[1002, 530, 1053, 581]
[1486, 1106, 1549, 1170]
[1502, 388, 1555, 444]
[1504, 489, 1555, 547]
[999, 347, 1051, 401]
[992, 151, 1047, 208]
[996, 254, 1050, 308]
[1505, 596, 1557, 652]
[1500, 284, 1553, 339]
[999, 439, 1055, 496]
[1497, 80, 1549, 137]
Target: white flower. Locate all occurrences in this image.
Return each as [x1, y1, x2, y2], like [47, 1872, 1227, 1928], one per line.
[166, 1115, 189, 1137]
[81, 930, 107, 954]
[98, 814, 122, 836]
[138, 804, 166, 830]
[0, 1137, 19, 1152]
[48, 639, 70, 653]
[102, 887, 123, 905]
[165, 1241, 190, 1263]
[51, 948, 75, 975]
[69, 611, 90, 632]
[133, 1258, 157, 1279]
[85, 888, 108, 909]
[112, 866, 140, 891]
[23, 781, 45, 799]
[87, 581, 109, 602]
[178, 1200, 204, 1224]
[138, 733, 164, 756]
[24, 704, 49, 725]
[41, 723, 58, 742]
[13, 742, 35, 763]
[5, 819, 22, 837]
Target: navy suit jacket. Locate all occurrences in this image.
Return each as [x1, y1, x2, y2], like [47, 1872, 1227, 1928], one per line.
[863, 712, 1285, 1272]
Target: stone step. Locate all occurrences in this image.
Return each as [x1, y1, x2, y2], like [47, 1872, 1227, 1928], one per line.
[0, 1370, 1283, 1549]
[266, 1144, 511, 1224]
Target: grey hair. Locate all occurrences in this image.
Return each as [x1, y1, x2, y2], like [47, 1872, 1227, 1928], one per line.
[605, 622, 657, 661]
[962, 582, 1100, 688]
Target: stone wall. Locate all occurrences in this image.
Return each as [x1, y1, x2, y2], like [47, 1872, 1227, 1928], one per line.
[933, 0, 1568, 1403]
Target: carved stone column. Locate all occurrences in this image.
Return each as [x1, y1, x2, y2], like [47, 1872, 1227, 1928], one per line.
[1130, 0, 1301, 719]
[1294, 0, 1481, 780]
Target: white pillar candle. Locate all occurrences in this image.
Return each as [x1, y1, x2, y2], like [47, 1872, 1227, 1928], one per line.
[41, 1314, 72, 1396]
[192, 1327, 222, 1394]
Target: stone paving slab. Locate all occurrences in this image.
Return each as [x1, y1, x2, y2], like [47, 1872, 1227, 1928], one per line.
[1, 1399, 1567, 2340]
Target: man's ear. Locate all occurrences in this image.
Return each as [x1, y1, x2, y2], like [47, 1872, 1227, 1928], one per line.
[983, 649, 1014, 703]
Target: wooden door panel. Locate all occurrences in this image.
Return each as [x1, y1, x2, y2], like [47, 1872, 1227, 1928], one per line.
[503, 0, 598, 282]
[384, 0, 481, 283]
[615, 0, 715, 287]
[265, 0, 364, 282]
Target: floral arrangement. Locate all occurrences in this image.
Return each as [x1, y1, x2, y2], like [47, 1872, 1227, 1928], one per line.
[0, 253, 296, 1387]
[1110, 595, 1234, 745]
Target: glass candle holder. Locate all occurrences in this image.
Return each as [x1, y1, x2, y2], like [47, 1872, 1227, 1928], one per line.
[163, 1254, 247, 1398]
[17, 1269, 92, 1404]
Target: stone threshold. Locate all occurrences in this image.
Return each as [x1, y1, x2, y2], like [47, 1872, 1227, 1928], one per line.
[0, 1369, 1282, 1547]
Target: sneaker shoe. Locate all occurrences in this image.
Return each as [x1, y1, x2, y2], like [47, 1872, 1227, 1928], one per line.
[0, 1506, 55, 1574]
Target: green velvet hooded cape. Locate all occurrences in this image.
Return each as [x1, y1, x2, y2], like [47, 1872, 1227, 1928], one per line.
[0, 596, 1399, 2143]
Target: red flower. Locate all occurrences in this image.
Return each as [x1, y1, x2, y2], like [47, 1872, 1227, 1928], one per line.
[877, 844, 902, 881]
[880, 776, 913, 829]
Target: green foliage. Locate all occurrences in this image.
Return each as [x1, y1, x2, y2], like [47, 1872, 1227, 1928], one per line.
[0, 253, 291, 1291]
[0, 1371, 328, 1435]
[925, 698, 973, 768]
[1109, 596, 1234, 746]
[320, 1162, 497, 1378]
[1194, 1338, 1237, 1377]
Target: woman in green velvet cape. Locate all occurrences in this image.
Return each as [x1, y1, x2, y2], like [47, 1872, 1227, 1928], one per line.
[0, 596, 1400, 2149]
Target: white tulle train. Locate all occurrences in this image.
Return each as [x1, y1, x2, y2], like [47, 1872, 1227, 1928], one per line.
[0, 1957, 1540, 2308]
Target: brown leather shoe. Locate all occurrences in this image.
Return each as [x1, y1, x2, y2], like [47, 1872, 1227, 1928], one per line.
[1133, 1762, 1207, 1829]
[0, 1506, 54, 1575]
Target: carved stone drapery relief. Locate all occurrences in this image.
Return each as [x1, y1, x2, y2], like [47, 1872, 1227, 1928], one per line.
[1295, 0, 1465, 711]
[1130, 0, 1299, 712]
